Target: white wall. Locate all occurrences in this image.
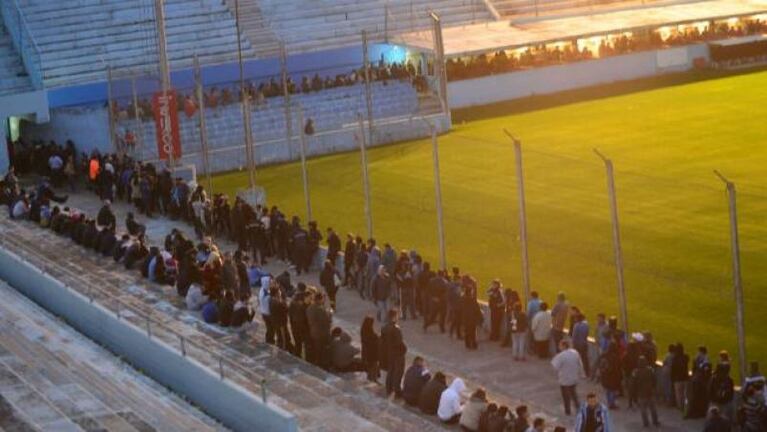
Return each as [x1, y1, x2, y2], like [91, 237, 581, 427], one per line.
[448, 44, 710, 108]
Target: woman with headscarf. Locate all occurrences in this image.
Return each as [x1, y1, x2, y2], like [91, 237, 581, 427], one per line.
[360, 315, 380, 383]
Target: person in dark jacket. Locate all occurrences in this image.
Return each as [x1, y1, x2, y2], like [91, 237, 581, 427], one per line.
[96, 200, 116, 230]
[125, 212, 145, 236]
[671, 343, 690, 412]
[487, 279, 505, 341]
[687, 358, 712, 419]
[598, 342, 623, 409]
[306, 292, 332, 369]
[461, 278, 482, 350]
[329, 327, 364, 372]
[319, 259, 340, 311]
[372, 265, 392, 322]
[513, 405, 530, 432]
[380, 309, 407, 397]
[631, 356, 660, 427]
[231, 294, 255, 327]
[418, 371, 447, 415]
[360, 315, 380, 383]
[288, 292, 309, 359]
[709, 352, 735, 422]
[326, 227, 341, 265]
[201, 299, 218, 324]
[402, 356, 431, 406]
[270, 286, 291, 351]
[217, 290, 235, 327]
[703, 406, 731, 432]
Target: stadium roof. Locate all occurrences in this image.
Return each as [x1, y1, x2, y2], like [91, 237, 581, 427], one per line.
[393, 0, 767, 57]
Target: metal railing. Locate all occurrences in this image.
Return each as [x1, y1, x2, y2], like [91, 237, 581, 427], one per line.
[0, 228, 272, 405]
[0, 0, 44, 89]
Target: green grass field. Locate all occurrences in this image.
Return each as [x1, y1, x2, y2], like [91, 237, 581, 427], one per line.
[213, 70, 767, 370]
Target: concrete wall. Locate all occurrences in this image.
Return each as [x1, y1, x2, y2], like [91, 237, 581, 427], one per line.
[448, 44, 710, 108]
[21, 105, 112, 155]
[0, 247, 297, 432]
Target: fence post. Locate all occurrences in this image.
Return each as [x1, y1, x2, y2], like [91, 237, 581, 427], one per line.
[194, 55, 213, 194]
[106, 66, 118, 155]
[505, 130, 531, 303]
[179, 334, 186, 357]
[218, 357, 224, 380]
[145, 314, 152, 338]
[357, 114, 373, 239]
[261, 378, 268, 403]
[115, 300, 121, 319]
[714, 170, 748, 384]
[297, 106, 312, 221]
[594, 149, 628, 334]
[131, 75, 145, 161]
[280, 42, 294, 160]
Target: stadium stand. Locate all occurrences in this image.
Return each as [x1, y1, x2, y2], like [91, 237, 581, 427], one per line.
[18, 0, 254, 88]
[258, 0, 493, 54]
[222, 0, 282, 58]
[0, 22, 32, 96]
[491, 0, 676, 18]
[0, 281, 223, 431]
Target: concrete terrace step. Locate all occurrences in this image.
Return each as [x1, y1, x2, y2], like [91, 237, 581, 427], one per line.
[0, 281, 224, 432]
[0, 23, 33, 96]
[0, 215, 447, 432]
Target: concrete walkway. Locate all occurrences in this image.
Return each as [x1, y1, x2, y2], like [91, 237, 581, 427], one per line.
[59, 188, 705, 431]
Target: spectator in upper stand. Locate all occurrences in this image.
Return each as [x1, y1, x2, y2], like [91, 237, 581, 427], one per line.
[402, 356, 431, 406]
[703, 406, 731, 432]
[532, 302, 552, 358]
[513, 405, 530, 432]
[329, 327, 364, 372]
[572, 313, 591, 376]
[372, 265, 392, 323]
[574, 393, 611, 432]
[438, 377, 466, 424]
[419, 371, 447, 415]
[632, 356, 660, 428]
[550, 291, 570, 352]
[551, 340, 585, 416]
[671, 343, 690, 412]
[380, 309, 406, 398]
[360, 315, 380, 383]
[487, 279, 505, 342]
[459, 388, 488, 432]
[96, 200, 116, 230]
[306, 292, 332, 370]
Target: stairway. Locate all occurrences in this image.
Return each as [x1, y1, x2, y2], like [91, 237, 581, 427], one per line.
[0, 22, 33, 96]
[223, 0, 282, 58]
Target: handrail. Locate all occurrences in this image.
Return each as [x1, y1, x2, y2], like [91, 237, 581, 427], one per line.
[0, 0, 44, 89]
[0, 226, 272, 404]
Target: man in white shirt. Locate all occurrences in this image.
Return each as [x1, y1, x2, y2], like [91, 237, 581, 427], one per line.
[551, 339, 585, 416]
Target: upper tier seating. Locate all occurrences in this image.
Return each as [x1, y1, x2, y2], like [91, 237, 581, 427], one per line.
[222, 0, 282, 58]
[491, 0, 668, 18]
[0, 22, 33, 96]
[258, 0, 493, 54]
[17, 0, 255, 88]
[117, 80, 420, 162]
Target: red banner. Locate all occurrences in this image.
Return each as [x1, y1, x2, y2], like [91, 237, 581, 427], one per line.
[152, 90, 182, 160]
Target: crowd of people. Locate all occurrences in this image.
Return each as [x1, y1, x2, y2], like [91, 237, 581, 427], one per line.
[446, 18, 767, 82]
[110, 60, 427, 123]
[2, 139, 767, 432]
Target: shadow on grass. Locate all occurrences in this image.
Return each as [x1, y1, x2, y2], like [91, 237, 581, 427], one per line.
[451, 65, 767, 124]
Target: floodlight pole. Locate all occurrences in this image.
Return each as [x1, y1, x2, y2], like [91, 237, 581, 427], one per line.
[594, 149, 628, 334]
[235, 0, 256, 191]
[297, 106, 312, 222]
[357, 114, 373, 239]
[714, 170, 748, 385]
[194, 55, 213, 195]
[505, 130, 531, 303]
[426, 120, 447, 271]
[362, 30, 375, 150]
[430, 12, 450, 124]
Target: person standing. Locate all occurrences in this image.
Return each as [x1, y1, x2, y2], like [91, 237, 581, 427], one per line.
[550, 292, 570, 352]
[288, 292, 309, 359]
[574, 393, 612, 432]
[531, 302, 552, 358]
[631, 356, 660, 428]
[372, 265, 392, 323]
[572, 313, 591, 376]
[551, 340, 585, 416]
[509, 302, 528, 361]
[487, 279, 505, 342]
[360, 315, 380, 383]
[671, 343, 690, 412]
[709, 351, 735, 423]
[462, 278, 482, 351]
[380, 309, 407, 398]
[319, 259, 340, 311]
[598, 342, 623, 409]
[306, 292, 332, 369]
[326, 227, 341, 265]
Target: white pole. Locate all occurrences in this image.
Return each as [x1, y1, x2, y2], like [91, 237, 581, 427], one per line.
[153, 0, 175, 170]
[194, 55, 213, 194]
[714, 170, 748, 384]
[595, 149, 628, 334]
[358, 114, 373, 239]
[362, 30, 375, 150]
[280, 43, 294, 160]
[106, 66, 117, 155]
[297, 106, 312, 221]
[131, 75, 145, 161]
[430, 123, 447, 270]
[505, 130, 531, 303]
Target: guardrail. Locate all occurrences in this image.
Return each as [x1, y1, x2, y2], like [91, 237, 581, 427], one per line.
[0, 0, 44, 89]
